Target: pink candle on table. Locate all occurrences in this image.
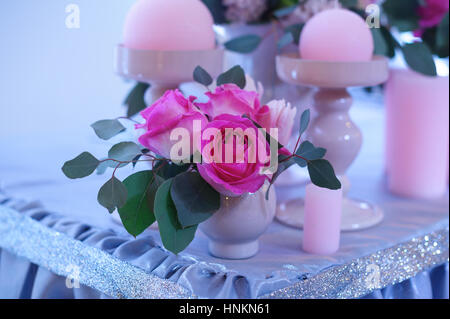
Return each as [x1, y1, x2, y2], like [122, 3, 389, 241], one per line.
[299, 8, 373, 62]
[123, 0, 215, 51]
[385, 68, 449, 199]
[303, 184, 343, 255]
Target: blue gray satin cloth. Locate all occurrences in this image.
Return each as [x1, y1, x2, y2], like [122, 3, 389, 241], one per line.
[0, 188, 448, 299]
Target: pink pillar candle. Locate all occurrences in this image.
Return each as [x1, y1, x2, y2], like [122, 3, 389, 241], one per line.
[123, 0, 215, 51]
[385, 68, 449, 199]
[303, 184, 343, 255]
[299, 9, 373, 62]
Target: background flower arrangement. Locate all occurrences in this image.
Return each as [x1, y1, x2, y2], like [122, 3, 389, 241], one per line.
[202, 0, 345, 53]
[203, 0, 448, 75]
[374, 0, 449, 76]
[62, 66, 341, 255]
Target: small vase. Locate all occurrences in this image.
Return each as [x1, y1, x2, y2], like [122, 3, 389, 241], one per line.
[199, 184, 276, 260]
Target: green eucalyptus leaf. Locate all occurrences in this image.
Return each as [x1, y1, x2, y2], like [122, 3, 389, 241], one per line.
[193, 66, 213, 87]
[97, 177, 128, 214]
[91, 119, 126, 141]
[274, 5, 298, 18]
[299, 109, 310, 137]
[96, 159, 115, 175]
[154, 179, 198, 254]
[62, 152, 100, 179]
[339, 0, 358, 8]
[436, 13, 449, 58]
[285, 24, 304, 45]
[170, 172, 220, 228]
[371, 28, 389, 56]
[216, 65, 246, 89]
[108, 142, 142, 168]
[124, 82, 150, 118]
[118, 171, 163, 237]
[277, 32, 294, 50]
[294, 141, 327, 167]
[401, 42, 437, 76]
[382, 0, 420, 32]
[380, 26, 398, 58]
[154, 161, 191, 179]
[307, 159, 341, 190]
[224, 35, 262, 54]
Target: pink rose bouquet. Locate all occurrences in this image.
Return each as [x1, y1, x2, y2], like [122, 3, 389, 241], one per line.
[62, 65, 340, 255]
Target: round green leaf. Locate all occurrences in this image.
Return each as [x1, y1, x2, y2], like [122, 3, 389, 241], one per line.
[295, 141, 327, 167]
[124, 82, 150, 118]
[154, 179, 198, 254]
[216, 65, 247, 89]
[299, 109, 310, 137]
[118, 171, 163, 237]
[97, 177, 128, 214]
[307, 159, 341, 190]
[401, 42, 437, 76]
[285, 24, 304, 45]
[91, 119, 126, 141]
[274, 5, 298, 18]
[193, 66, 213, 87]
[108, 142, 141, 167]
[62, 152, 100, 179]
[436, 13, 449, 58]
[170, 172, 220, 228]
[277, 32, 294, 50]
[371, 28, 389, 57]
[224, 35, 262, 54]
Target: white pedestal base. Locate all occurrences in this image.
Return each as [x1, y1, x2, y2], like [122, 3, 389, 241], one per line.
[208, 240, 259, 260]
[276, 197, 384, 232]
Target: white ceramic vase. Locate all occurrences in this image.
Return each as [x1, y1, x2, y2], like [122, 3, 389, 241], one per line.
[199, 184, 276, 260]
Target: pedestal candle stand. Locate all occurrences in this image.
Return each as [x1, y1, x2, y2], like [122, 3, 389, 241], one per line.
[114, 45, 224, 105]
[275, 53, 389, 231]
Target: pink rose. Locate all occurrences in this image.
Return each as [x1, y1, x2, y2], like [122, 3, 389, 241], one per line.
[198, 114, 270, 197]
[416, 0, 449, 34]
[197, 84, 261, 119]
[255, 99, 297, 147]
[137, 89, 207, 159]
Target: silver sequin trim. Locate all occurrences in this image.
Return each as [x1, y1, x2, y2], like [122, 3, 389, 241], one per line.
[1, 205, 448, 299]
[0, 206, 195, 299]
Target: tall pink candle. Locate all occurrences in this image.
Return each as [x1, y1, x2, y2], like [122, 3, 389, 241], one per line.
[385, 68, 449, 199]
[303, 184, 343, 255]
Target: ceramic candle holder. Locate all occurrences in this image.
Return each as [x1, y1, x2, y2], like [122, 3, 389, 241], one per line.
[115, 45, 224, 105]
[275, 53, 388, 232]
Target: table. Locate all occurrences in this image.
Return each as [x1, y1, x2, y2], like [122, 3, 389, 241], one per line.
[1, 91, 448, 299]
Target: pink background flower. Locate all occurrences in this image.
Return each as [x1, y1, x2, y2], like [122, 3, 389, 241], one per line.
[255, 99, 297, 147]
[417, 0, 449, 31]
